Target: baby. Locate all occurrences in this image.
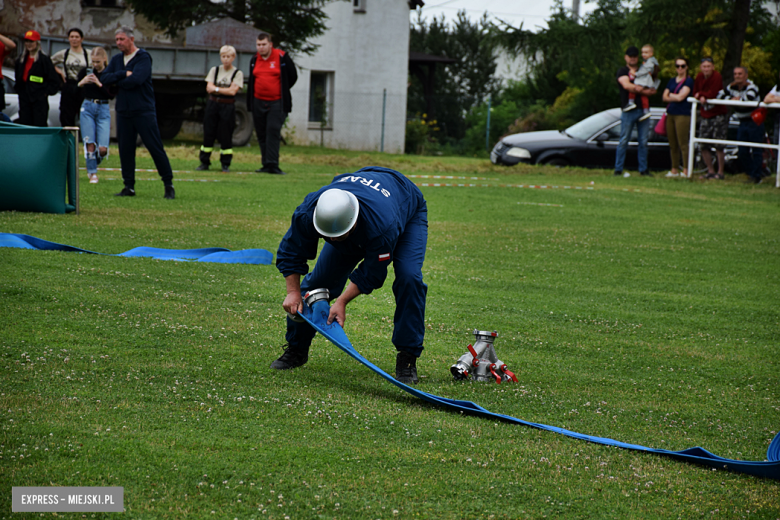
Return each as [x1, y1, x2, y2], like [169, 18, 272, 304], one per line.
[624, 44, 660, 121]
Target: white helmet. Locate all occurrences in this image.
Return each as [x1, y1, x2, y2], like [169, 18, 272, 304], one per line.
[313, 189, 360, 237]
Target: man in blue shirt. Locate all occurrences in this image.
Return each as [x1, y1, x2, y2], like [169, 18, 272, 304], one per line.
[101, 26, 175, 199]
[275, 167, 429, 384]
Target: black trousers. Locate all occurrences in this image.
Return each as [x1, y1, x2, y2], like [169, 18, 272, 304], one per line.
[117, 111, 173, 189]
[200, 100, 235, 167]
[59, 80, 83, 127]
[251, 99, 285, 167]
[18, 96, 49, 127]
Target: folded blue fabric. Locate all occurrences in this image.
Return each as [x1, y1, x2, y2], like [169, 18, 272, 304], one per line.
[0, 233, 273, 265]
[298, 298, 780, 480]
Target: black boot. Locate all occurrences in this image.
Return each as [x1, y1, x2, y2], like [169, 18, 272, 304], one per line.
[395, 351, 419, 385]
[270, 343, 309, 370]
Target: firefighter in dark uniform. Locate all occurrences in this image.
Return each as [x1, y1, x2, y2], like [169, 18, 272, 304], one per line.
[274, 167, 429, 385]
[197, 45, 244, 173]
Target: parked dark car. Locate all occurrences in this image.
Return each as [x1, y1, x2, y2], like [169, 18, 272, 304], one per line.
[491, 108, 738, 171]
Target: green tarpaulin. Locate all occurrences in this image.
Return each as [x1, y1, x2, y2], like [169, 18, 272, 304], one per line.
[0, 121, 77, 214]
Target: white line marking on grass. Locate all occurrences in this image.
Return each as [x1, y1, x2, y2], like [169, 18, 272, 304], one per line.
[91, 167, 256, 174]
[103, 177, 221, 182]
[416, 183, 596, 190]
[517, 202, 564, 207]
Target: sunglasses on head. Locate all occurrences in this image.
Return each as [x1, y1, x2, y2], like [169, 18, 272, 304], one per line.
[701, 58, 713, 63]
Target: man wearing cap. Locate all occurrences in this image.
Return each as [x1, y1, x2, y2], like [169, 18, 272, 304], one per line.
[615, 45, 657, 177]
[100, 26, 175, 199]
[14, 30, 59, 127]
[274, 166, 429, 385]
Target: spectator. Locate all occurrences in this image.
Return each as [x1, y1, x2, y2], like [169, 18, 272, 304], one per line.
[718, 66, 764, 184]
[248, 31, 297, 175]
[624, 44, 660, 121]
[615, 45, 657, 178]
[692, 57, 728, 178]
[197, 45, 244, 173]
[765, 71, 780, 146]
[0, 32, 17, 122]
[51, 28, 91, 127]
[77, 46, 113, 184]
[662, 57, 694, 178]
[101, 26, 175, 199]
[14, 30, 59, 127]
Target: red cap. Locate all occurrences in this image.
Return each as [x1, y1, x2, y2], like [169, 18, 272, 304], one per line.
[23, 30, 41, 42]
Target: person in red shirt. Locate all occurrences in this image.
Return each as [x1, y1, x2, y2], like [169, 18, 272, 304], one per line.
[692, 57, 729, 179]
[247, 31, 297, 175]
[14, 30, 59, 127]
[0, 32, 17, 121]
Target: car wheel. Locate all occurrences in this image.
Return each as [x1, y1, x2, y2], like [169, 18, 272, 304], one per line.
[542, 157, 569, 167]
[232, 101, 253, 147]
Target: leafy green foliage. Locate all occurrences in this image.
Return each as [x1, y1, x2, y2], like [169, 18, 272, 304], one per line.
[124, 0, 329, 55]
[493, 0, 778, 139]
[408, 11, 502, 148]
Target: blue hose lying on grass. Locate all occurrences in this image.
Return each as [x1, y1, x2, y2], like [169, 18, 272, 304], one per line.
[0, 233, 273, 264]
[297, 297, 780, 480]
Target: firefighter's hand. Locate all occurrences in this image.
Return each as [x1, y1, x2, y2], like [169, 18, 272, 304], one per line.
[283, 292, 303, 317]
[327, 299, 346, 327]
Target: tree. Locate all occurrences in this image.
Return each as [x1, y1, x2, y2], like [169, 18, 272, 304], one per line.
[492, 0, 778, 136]
[629, 0, 774, 86]
[407, 11, 502, 148]
[123, 0, 330, 55]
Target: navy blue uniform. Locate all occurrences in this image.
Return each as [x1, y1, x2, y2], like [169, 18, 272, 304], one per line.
[101, 49, 173, 189]
[277, 167, 428, 356]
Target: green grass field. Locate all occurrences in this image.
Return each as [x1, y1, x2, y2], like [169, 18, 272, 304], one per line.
[2, 142, 779, 519]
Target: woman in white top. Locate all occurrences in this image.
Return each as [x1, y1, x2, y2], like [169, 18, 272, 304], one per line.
[197, 45, 244, 173]
[51, 27, 91, 127]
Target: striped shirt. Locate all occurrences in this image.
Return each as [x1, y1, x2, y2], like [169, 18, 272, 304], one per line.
[718, 80, 760, 119]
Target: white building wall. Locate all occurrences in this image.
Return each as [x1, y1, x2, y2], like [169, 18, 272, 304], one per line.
[286, 1, 410, 153]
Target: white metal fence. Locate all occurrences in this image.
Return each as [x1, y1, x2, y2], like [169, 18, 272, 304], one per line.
[687, 97, 780, 187]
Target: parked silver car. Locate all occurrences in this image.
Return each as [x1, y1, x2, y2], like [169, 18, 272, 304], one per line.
[2, 66, 62, 127]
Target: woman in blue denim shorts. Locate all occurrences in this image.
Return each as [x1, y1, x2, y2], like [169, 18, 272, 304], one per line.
[77, 46, 114, 184]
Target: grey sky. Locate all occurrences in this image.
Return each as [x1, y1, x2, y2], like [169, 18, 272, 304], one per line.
[416, 0, 597, 31]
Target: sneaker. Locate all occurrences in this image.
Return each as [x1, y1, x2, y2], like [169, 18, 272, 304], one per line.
[221, 166, 230, 173]
[638, 112, 651, 122]
[395, 351, 419, 385]
[89, 174, 99, 184]
[164, 185, 175, 200]
[614, 171, 623, 176]
[664, 171, 679, 178]
[623, 172, 631, 178]
[270, 343, 309, 370]
[195, 163, 209, 171]
[623, 103, 637, 112]
[640, 171, 652, 177]
[265, 166, 287, 175]
[114, 187, 135, 197]
[255, 166, 271, 173]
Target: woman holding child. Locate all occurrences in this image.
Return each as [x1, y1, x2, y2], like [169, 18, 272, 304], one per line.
[662, 57, 694, 177]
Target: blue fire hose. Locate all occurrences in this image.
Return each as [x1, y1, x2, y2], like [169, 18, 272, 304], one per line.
[298, 298, 780, 480]
[0, 233, 272, 264]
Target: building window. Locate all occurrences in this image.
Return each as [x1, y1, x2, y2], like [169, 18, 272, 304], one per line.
[353, 0, 366, 13]
[309, 71, 333, 127]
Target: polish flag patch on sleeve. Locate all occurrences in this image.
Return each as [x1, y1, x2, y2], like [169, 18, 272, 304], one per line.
[378, 253, 391, 262]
